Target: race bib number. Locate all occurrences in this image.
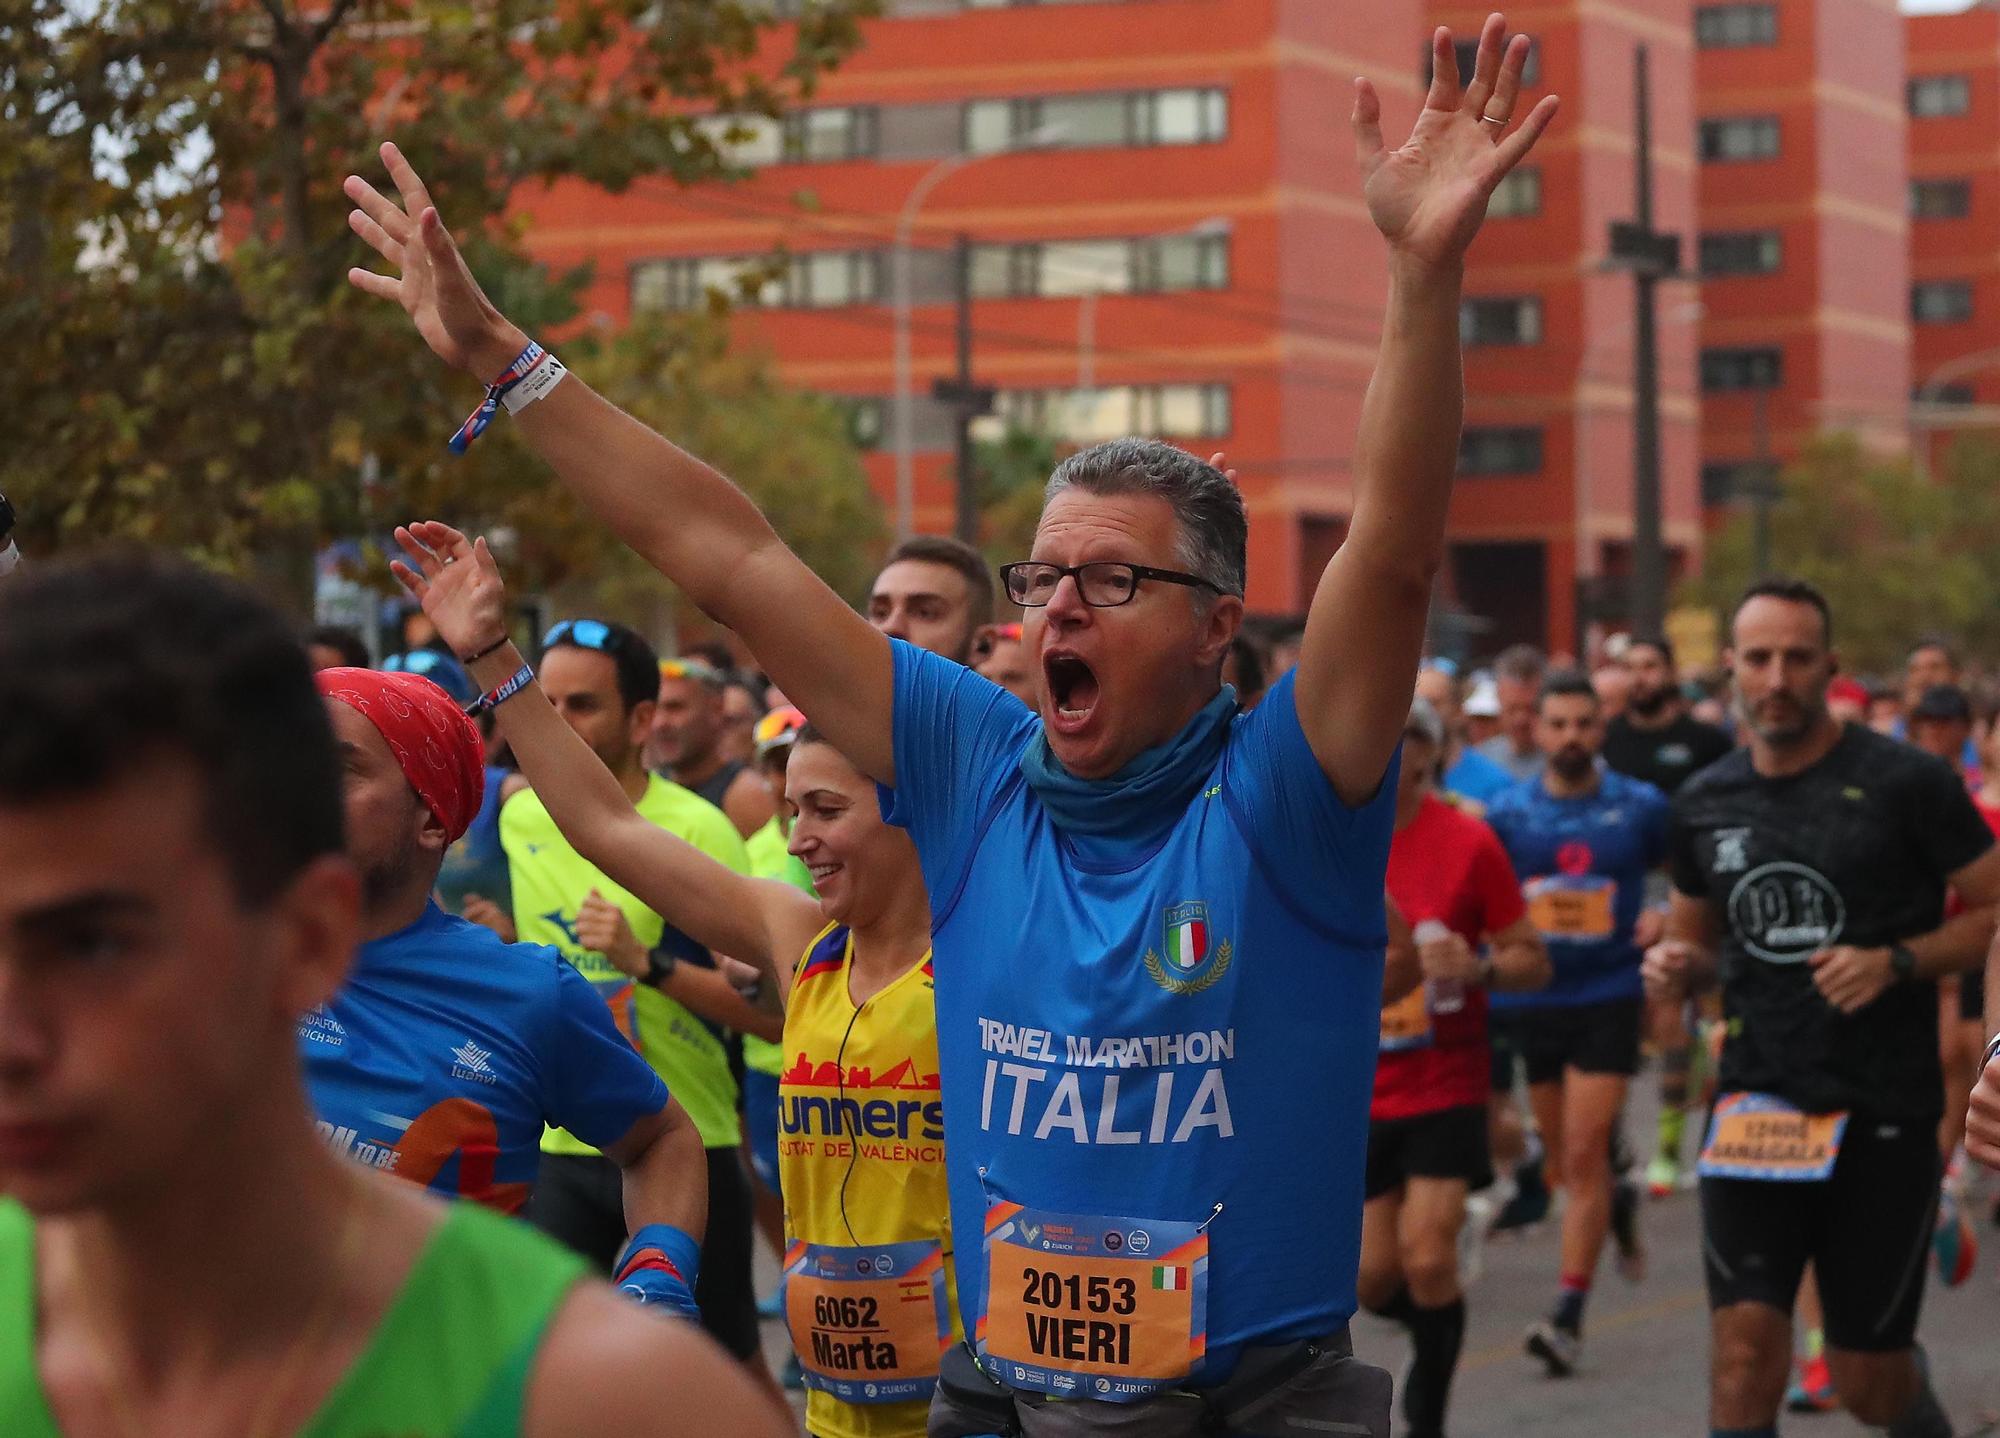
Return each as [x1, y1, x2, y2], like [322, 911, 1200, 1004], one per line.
[977, 1202, 1207, 1403]
[1525, 876, 1616, 941]
[1697, 1092, 1848, 1182]
[783, 1239, 952, 1404]
[1379, 985, 1433, 1052]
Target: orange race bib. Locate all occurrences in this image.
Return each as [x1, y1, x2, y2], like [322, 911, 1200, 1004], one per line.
[976, 1202, 1208, 1403]
[1378, 985, 1433, 1052]
[783, 1239, 952, 1404]
[1525, 876, 1617, 941]
[1697, 1093, 1849, 1182]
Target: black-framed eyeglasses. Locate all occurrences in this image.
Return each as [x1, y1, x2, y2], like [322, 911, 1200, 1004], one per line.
[1001, 560, 1230, 609]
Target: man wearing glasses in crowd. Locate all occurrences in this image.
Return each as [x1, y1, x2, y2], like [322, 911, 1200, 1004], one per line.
[500, 617, 778, 1395]
[350, 20, 1555, 1426]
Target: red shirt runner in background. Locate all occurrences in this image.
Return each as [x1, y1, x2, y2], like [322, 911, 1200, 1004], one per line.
[1374, 792, 1528, 1122]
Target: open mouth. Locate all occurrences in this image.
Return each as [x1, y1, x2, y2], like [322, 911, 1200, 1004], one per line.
[1043, 652, 1102, 735]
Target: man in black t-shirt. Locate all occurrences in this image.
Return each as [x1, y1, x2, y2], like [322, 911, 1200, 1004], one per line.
[1606, 636, 1736, 1197]
[1603, 637, 1734, 797]
[1643, 580, 2000, 1438]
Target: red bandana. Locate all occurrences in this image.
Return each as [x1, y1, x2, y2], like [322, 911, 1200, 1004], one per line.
[316, 668, 486, 843]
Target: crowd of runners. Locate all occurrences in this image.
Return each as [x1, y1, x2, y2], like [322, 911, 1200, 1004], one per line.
[3, 14, 1999, 1438]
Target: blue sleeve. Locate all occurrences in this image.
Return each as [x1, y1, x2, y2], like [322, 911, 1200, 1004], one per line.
[1221, 668, 1400, 939]
[541, 953, 669, 1149]
[879, 639, 1040, 899]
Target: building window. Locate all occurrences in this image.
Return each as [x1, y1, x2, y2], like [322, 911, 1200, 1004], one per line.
[1700, 347, 1783, 391]
[1913, 280, 1974, 324]
[1916, 381, 1976, 406]
[630, 249, 884, 312]
[1461, 296, 1542, 346]
[1459, 427, 1544, 475]
[983, 383, 1232, 443]
[1487, 167, 1541, 219]
[971, 230, 1230, 300]
[1909, 75, 1971, 118]
[1701, 461, 1778, 507]
[1911, 178, 1972, 219]
[964, 87, 1229, 154]
[1699, 230, 1782, 276]
[1427, 37, 1541, 88]
[1699, 116, 1780, 162]
[1695, 3, 1777, 47]
[783, 106, 879, 162]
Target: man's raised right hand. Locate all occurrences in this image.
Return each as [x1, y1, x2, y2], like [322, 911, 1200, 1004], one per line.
[346, 142, 529, 378]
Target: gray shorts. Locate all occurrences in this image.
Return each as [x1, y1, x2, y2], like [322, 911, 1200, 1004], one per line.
[927, 1330, 1392, 1438]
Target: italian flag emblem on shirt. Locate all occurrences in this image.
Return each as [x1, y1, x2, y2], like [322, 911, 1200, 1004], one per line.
[1152, 1265, 1189, 1291]
[1165, 904, 1209, 970]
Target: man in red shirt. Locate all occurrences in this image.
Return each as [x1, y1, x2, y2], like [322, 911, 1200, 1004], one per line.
[1358, 698, 1548, 1438]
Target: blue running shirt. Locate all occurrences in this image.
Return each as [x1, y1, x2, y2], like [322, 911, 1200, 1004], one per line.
[302, 901, 668, 1213]
[883, 643, 1397, 1385]
[1484, 767, 1670, 1009]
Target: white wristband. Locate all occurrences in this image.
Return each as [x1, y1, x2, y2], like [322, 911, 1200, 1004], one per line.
[500, 353, 568, 414]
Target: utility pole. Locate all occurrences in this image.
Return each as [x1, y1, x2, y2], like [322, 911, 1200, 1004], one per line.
[933, 233, 996, 546]
[1748, 388, 1776, 577]
[1607, 44, 1680, 640]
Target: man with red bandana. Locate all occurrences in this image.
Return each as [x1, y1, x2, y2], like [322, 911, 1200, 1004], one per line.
[305, 666, 709, 1318]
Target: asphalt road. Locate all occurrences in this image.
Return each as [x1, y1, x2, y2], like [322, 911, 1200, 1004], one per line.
[756, 1101, 2000, 1436]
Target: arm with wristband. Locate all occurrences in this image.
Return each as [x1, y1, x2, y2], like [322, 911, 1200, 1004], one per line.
[389, 520, 825, 1007]
[347, 142, 899, 788]
[598, 1101, 707, 1321]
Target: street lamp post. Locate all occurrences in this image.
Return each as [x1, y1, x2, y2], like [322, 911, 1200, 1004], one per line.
[892, 125, 1065, 540]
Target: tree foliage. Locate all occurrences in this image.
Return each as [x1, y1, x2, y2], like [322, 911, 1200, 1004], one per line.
[2, 0, 877, 604]
[1684, 434, 2000, 674]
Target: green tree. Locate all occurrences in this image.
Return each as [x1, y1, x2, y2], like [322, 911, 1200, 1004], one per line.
[975, 424, 1065, 572]
[2, 0, 876, 604]
[526, 311, 885, 630]
[1684, 434, 2000, 673]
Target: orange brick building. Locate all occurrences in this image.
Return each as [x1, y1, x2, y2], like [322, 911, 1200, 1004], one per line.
[518, 0, 1432, 619]
[1429, 0, 1701, 653]
[1908, 4, 2000, 465]
[1693, 0, 1910, 509]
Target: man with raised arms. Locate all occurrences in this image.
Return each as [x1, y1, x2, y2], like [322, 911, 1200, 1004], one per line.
[348, 20, 1556, 1432]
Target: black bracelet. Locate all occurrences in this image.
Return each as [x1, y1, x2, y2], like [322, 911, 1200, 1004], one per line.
[459, 633, 511, 666]
[644, 951, 678, 989]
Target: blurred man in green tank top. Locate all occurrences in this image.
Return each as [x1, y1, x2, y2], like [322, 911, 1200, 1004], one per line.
[0, 552, 787, 1438]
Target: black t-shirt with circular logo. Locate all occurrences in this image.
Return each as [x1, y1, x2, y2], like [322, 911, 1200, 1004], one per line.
[1668, 724, 1994, 1120]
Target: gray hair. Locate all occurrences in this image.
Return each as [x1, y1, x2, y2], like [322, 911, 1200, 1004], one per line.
[1042, 439, 1247, 598]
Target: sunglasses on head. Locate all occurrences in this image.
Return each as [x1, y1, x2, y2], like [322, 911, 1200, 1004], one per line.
[659, 657, 724, 687]
[543, 618, 616, 653]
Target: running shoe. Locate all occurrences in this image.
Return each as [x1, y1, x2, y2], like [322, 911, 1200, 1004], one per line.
[1610, 1175, 1646, 1282]
[1645, 1152, 1680, 1200]
[1525, 1319, 1580, 1378]
[1785, 1354, 1837, 1413]
[1493, 1156, 1550, 1232]
[1933, 1190, 1978, 1287]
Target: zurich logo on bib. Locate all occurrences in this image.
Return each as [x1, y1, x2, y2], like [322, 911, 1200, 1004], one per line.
[1146, 902, 1233, 996]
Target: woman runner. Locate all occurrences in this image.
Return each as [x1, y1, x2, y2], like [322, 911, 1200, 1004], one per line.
[392, 519, 952, 1438]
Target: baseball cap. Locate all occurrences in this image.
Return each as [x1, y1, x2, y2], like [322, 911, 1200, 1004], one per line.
[1911, 684, 1973, 725]
[1463, 676, 1501, 719]
[1405, 696, 1445, 746]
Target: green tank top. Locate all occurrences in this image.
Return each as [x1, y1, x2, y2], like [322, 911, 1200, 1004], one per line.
[502, 776, 751, 1150]
[0, 1197, 586, 1437]
[742, 815, 817, 1078]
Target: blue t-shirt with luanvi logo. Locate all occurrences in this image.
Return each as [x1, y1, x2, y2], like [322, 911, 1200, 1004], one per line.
[881, 642, 1397, 1388]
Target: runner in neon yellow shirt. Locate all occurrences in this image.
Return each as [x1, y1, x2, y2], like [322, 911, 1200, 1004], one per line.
[497, 616, 773, 1380]
[0, 551, 783, 1438]
[395, 525, 949, 1438]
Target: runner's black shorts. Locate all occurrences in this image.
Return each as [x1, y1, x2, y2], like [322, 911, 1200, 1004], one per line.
[1962, 963, 1986, 1024]
[1699, 1110, 1940, 1352]
[1365, 1103, 1493, 1200]
[1489, 997, 1645, 1086]
[529, 1146, 763, 1360]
